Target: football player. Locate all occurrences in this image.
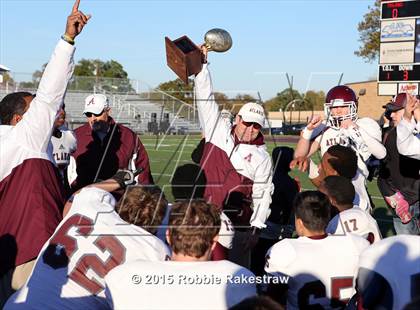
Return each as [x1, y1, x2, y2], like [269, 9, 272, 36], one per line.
[311, 144, 371, 212]
[5, 171, 170, 309]
[320, 176, 382, 243]
[49, 103, 77, 196]
[292, 85, 386, 212]
[357, 235, 420, 309]
[265, 191, 369, 309]
[105, 200, 257, 309]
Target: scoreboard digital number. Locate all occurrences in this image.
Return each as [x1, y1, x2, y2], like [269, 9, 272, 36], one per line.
[381, 0, 420, 19]
[379, 64, 420, 82]
[378, 0, 420, 94]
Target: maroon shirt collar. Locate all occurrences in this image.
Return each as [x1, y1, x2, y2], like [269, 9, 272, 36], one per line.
[307, 233, 328, 240]
[231, 125, 265, 146]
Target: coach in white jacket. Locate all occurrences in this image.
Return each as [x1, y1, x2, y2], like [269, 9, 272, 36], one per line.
[194, 47, 274, 266]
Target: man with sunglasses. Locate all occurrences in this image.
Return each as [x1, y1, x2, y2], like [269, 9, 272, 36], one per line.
[194, 46, 274, 268]
[70, 93, 153, 193]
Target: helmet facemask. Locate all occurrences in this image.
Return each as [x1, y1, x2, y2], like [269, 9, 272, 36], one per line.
[324, 99, 358, 129]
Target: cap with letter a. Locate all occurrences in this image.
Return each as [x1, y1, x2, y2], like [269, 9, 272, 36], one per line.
[83, 94, 109, 115]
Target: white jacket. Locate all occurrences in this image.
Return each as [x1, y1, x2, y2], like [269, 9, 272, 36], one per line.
[195, 63, 274, 228]
[397, 118, 420, 160]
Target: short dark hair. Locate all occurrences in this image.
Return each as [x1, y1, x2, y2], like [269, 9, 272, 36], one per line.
[294, 191, 331, 232]
[0, 92, 34, 124]
[171, 163, 206, 200]
[322, 176, 355, 207]
[327, 145, 358, 179]
[168, 200, 220, 258]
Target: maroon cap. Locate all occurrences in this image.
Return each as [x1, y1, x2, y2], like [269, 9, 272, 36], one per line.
[382, 93, 407, 112]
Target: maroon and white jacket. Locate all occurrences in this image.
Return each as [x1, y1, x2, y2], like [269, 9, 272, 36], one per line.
[195, 64, 274, 229]
[0, 40, 74, 271]
[70, 119, 153, 192]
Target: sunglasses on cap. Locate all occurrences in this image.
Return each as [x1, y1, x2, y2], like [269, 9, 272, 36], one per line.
[241, 119, 262, 130]
[84, 110, 105, 118]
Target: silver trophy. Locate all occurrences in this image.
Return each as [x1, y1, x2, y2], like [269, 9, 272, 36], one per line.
[204, 28, 233, 52]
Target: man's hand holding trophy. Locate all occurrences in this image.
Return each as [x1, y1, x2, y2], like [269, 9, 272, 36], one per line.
[165, 28, 232, 84]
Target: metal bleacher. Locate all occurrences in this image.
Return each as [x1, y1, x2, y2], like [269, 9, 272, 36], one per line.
[0, 84, 202, 135]
[65, 91, 201, 134]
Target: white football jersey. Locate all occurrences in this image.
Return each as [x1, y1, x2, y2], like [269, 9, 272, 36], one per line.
[5, 187, 170, 310]
[50, 127, 77, 168]
[357, 235, 420, 310]
[314, 117, 383, 168]
[326, 207, 382, 243]
[105, 260, 257, 309]
[265, 235, 369, 310]
[312, 117, 384, 212]
[351, 171, 371, 212]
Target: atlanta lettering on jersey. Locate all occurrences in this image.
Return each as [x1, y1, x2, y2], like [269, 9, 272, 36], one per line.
[53, 151, 70, 162]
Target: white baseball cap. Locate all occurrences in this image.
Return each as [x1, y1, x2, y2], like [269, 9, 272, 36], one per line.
[237, 102, 265, 127]
[83, 94, 109, 115]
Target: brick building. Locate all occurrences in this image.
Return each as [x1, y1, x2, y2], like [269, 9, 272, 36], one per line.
[345, 80, 392, 120]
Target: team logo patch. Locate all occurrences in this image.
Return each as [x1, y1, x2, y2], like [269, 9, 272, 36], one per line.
[244, 153, 252, 162]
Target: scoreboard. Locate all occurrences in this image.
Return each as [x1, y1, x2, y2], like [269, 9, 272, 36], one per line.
[378, 0, 420, 95]
[381, 0, 420, 19]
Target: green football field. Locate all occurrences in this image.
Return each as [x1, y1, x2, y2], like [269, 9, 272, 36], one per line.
[140, 135, 395, 237]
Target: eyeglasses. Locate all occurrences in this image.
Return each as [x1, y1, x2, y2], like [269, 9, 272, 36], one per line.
[85, 110, 104, 118]
[241, 120, 262, 130]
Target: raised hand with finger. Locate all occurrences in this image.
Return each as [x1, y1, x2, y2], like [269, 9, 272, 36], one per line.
[307, 115, 322, 130]
[63, 0, 91, 44]
[300, 115, 323, 140]
[403, 94, 418, 122]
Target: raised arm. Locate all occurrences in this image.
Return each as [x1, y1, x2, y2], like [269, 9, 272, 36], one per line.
[63, 169, 139, 217]
[194, 47, 230, 142]
[14, 0, 90, 153]
[349, 118, 386, 160]
[397, 119, 420, 160]
[397, 96, 420, 159]
[294, 115, 324, 158]
[194, 64, 222, 139]
[291, 116, 324, 172]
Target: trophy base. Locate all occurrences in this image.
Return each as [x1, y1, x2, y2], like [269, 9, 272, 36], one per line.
[165, 36, 203, 84]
